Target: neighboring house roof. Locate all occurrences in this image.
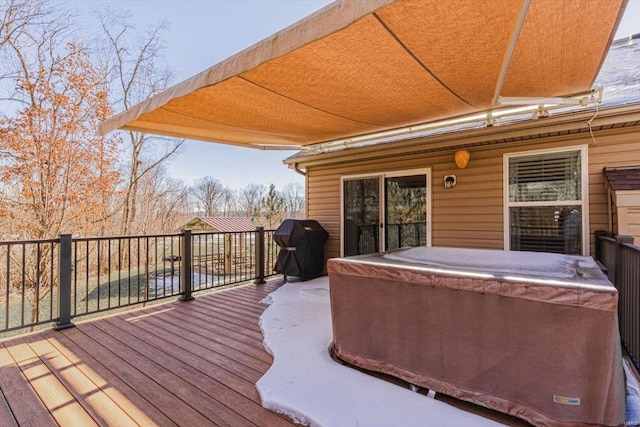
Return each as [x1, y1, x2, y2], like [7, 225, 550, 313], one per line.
[184, 217, 255, 232]
[604, 166, 640, 191]
[99, 0, 625, 150]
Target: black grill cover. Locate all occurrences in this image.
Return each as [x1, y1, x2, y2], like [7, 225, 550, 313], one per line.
[273, 219, 328, 280]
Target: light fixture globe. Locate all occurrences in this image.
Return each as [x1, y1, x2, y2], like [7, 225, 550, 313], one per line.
[454, 149, 470, 169]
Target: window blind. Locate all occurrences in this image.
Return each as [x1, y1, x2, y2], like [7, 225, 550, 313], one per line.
[509, 151, 581, 203]
[507, 149, 583, 255]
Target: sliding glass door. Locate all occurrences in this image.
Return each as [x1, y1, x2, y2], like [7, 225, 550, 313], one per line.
[343, 177, 381, 256]
[342, 169, 430, 256]
[384, 173, 428, 251]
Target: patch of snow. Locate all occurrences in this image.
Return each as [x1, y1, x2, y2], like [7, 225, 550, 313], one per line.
[625, 359, 640, 424]
[256, 277, 503, 427]
[384, 246, 579, 279]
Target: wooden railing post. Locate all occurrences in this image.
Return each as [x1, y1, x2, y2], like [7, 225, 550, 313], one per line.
[254, 227, 266, 285]
[54, 233, 75, 330]
[179, 229, 194, 301]
[594, 230, 608, 262]
[613, 235, 634, 287]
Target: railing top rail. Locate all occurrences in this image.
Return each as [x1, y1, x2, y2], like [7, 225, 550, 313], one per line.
[72, 233, 183, 242]
[597, 235, 616, 244]
[190, 229, 278, 237]
[621, 242, 640, 253]
[0, 238, 59, 246]
[190, 229, 255, 236]
[0, 229, 279, 246]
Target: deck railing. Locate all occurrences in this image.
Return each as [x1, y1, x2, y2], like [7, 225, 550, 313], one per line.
[595, 231, 640, 371]
[0, 228, 278, 336]
[354, 222, 425, 255]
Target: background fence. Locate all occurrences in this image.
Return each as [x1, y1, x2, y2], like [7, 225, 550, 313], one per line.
[0, 228, 278, 336]
[595, 231, 639, 371]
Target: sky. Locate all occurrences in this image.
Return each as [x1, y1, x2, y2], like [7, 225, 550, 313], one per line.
[69, 0, 640, 190]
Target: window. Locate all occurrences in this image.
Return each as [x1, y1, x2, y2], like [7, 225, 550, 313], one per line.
[504, 147, 587, 255]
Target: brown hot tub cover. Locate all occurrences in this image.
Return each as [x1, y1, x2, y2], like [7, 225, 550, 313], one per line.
[328, 247, 626, 427]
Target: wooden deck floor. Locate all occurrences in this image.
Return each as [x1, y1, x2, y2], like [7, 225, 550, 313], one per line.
[0, 280, 295, 426]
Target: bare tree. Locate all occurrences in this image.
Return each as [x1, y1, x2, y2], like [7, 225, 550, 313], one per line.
[260, 183, 285, 228]
[95, 8, 184, 235]
[135, 166, 192, 233]
[239, 183, 266, 219]
[282, 182, 305, 218]
[0, 0, 52, 86]
[219, 187, 237, 217]
[190, 176, 224, 217]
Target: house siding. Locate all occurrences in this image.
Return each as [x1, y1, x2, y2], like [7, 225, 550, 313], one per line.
[627, 207, 640, 244]
[303, 125, 640, 260]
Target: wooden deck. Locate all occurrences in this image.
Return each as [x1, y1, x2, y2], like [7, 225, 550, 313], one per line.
[0, 280, 295, 426]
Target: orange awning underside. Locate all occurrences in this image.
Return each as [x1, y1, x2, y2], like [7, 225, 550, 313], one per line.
[100, 0, 627, 149]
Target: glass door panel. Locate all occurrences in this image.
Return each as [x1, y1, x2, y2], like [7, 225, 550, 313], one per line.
[343, 170, 429, 256]
[384, 175, 427, 251]
[343, 177, 380, 256]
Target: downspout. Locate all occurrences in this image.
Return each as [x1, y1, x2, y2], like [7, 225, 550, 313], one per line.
[604, 176, 613, 234]
[292, 163, 307, 177]
[607, 188, 613, 234]
[291, 163, 309, 220]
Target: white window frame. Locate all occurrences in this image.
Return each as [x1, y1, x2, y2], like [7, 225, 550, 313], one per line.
[340, 168, 432, 257]
[503, 145, 589, 255]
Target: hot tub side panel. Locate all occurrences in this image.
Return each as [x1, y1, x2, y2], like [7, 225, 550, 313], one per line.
[327, 259, 625, 427]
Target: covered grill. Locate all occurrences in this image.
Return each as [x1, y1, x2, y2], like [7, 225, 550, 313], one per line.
[273, 219, 328, 280]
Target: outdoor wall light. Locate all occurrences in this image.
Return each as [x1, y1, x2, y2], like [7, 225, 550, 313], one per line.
[454, 149, 470, 168]
[444, 175, 456, 189]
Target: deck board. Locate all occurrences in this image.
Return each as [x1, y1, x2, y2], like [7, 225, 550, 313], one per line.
[45, 331, 177, 427]
[22, 335, 136, 426]
[115, 311, 270, 377]
[84, 321, 256, 426]
[0, 281, 295, 427]
[0, 345, 54, 426]
[101, 315, 262, 398]
[137, 306, 272, 363]
[5, 339, 98, 426]
[0, 385, 18, 427]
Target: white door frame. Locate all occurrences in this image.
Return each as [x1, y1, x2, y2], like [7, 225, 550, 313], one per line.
[340, 168, 432, 257]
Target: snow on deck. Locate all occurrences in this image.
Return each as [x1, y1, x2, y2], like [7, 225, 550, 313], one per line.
[256, 277, 503, 427]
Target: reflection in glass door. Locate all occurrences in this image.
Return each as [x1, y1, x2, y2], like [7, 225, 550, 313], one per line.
[343, 177, 380, 257]
[385, 174, 427, 251]
[343, 170, 429, 256]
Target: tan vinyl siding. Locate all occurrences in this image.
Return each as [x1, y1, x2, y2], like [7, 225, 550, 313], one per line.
[304, 124, 640, 260]
[628, 208, 640, 244]
[589, 132, 640, 252]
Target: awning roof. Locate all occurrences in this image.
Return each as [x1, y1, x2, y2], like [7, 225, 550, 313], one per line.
[99, 0, 627, 150]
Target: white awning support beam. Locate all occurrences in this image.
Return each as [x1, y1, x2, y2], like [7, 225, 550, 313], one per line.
[492, 0, 531, 106]
[301, 88, 605, 154]
[498, 86, 604, 107]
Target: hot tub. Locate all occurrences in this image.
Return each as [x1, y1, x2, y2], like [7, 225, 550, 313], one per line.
[328, 247, 626, 427]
